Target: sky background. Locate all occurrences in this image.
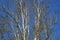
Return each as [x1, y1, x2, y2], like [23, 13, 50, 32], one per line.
[0, 0, 60, 40]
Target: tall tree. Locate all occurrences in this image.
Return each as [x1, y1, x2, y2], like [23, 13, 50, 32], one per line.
[0, 0, 58, 40]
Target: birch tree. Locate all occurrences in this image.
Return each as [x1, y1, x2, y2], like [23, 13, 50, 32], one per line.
[0, 0, 58, 40]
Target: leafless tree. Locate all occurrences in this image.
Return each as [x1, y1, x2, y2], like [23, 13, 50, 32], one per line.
[0, 0, 58, 40]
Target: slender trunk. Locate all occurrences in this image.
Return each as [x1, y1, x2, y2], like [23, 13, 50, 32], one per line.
[10, 22, 17, 40]
[34, 0, 41, 40]
[34, 37, 37, 40]
[25, 8, 30, 40]
[20, 0, 26, 40]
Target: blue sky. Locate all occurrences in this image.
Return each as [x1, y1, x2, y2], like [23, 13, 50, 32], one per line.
[0, 0, 60, 40]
